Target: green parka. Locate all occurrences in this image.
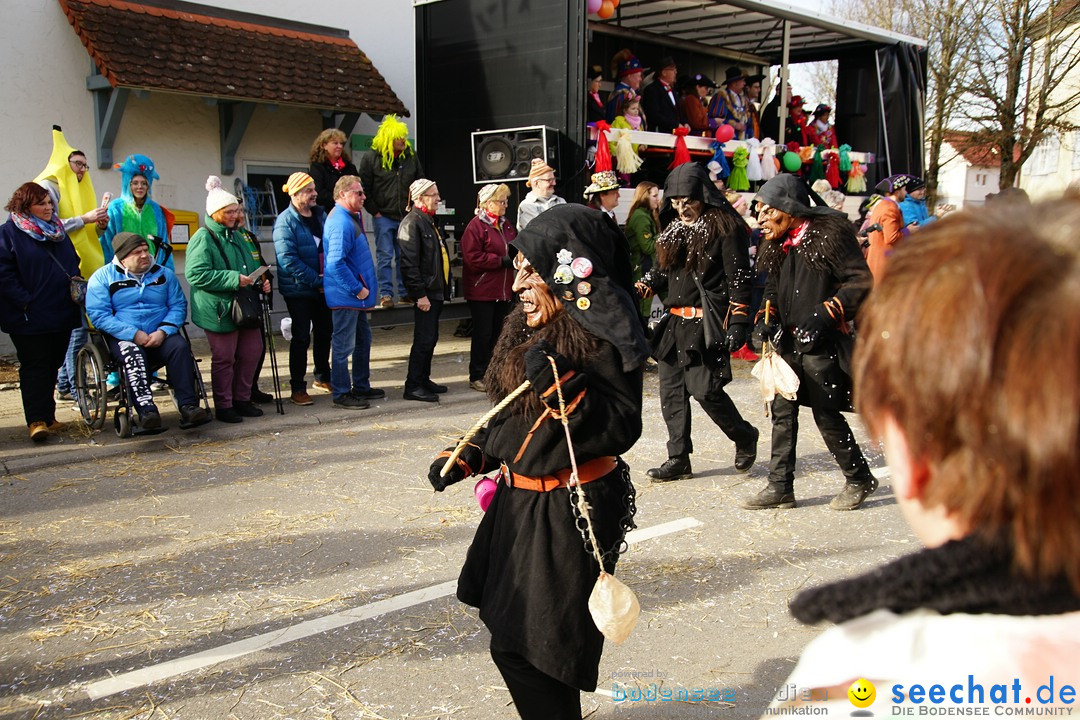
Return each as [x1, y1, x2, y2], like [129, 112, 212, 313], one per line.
[185, 216, 262, 333]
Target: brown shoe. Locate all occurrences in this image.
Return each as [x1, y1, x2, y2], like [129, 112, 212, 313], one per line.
[312, 380, 331, 392]
[291, 390, 314, 406]
[378, 296, 394, 309]
[47, 420, 68, 432]
[29, 422, 49, 442]
[469, 379, 487, 392]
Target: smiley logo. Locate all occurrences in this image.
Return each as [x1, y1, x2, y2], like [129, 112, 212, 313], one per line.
[848, 678, 876, 708]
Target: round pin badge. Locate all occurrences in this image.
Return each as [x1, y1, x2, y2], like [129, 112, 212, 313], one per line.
[556, 249, 573, 265]
[576, 281, 592, 296]
[570, 257, 594, 278]
[553, 265, 575, 284]
[576, 297, 591, 310]
[562, 290, 575, 302]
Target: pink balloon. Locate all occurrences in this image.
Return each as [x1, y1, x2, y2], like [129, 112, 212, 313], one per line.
[715, 124, 735, 143]
[587, 0, 603, 13]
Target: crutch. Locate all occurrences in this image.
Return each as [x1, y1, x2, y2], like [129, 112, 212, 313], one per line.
[259, 292, 285, 415]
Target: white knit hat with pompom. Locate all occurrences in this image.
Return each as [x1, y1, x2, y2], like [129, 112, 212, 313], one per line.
[205, 175, 239, 216]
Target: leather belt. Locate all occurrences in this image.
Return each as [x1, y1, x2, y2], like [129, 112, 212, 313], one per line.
[504, 456, 618, 492]
[669, 306, 704, 319]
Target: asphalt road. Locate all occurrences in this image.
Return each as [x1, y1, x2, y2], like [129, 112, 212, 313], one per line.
[0, 324, 916, 719]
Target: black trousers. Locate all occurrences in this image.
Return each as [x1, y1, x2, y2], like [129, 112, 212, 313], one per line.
[767, 395, 872, 491]
[405, 299, 443, 392]
[105, 333, 199, 409]
[283, 294, 332, 390]
[10, 331, 70, 426]
[467, 299, 511, 382]
[658, 354, 756, 458]
[490, 645, 581, 720]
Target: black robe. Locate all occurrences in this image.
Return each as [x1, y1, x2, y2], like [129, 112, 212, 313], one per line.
[456, 339, 643, 691]
[760, 214, 871, 410]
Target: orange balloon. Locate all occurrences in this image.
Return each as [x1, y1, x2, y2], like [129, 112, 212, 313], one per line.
[598, 0, 615, 18]
[611, 0, 620, 6]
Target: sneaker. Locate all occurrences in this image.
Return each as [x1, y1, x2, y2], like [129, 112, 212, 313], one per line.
[150, 380, 169, 392]
[469, 379, 487, 392]
[139, 406, 162, 430]
[742, 485, 797, 509]
[291, 390, 314, 406]
[29, 421, 50, 441]
[312, 380, 331, 392]
[734, 426, 759, 472]
[352, 387, 386, 400]
[234, 401, 264, 417]
[57, 389, 74, 402]
[646, 456, 693, 482]
[829, 477, 879, 511]
[250, 388, 274, 404]
[179, 404, 211, 427]
[378, 296, 394, 309]
[216, 407, 243, 423]
[425, 381, 448, 394]
[333, 394, 369, 409]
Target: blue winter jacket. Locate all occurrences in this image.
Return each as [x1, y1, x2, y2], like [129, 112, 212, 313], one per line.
[86, 258, 187, 342]
[0, 217, 81, 335]
[899, 196, 935, 227]
[272, 204, 325, 298]
[323, 203, 376, 310]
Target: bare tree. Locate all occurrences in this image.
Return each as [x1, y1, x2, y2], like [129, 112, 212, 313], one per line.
[804, 60, 838, 112]
[962, 0, 1080, 189]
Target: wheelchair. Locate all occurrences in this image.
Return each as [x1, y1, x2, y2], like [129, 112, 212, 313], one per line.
[74, 325, 211, 438]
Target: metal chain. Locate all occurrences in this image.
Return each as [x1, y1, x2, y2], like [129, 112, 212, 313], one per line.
[566, 461, 638, 569]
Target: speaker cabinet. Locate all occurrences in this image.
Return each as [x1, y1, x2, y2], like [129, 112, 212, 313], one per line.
[471, 126, 559, 183]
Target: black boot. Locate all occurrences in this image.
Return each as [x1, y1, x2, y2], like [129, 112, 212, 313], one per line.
[734, 426, 759, 472]
[829, 475, 879, 511]
[742, 484, 796, 509]
[646, 456, 693, 483]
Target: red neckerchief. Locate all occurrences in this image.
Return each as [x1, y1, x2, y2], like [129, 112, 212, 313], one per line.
[419, 205, 437, 217]
[782, 219, 809, 253]
[329, 157, 346, 171]
[483, 210, 501, 224]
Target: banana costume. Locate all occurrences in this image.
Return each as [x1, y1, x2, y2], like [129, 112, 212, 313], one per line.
[34, 127, 105, 279]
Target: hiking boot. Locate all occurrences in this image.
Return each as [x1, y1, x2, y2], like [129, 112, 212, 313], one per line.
[29, 421, 49, 442]
[333, 393, 369, 409]
[312, 380, 331, 392]
[734, 426, 759, 472]
[646, 456, 693, 482]
[291, 390, 314, 406]
[829, 476, 879, 511]
[378, 295, 394, 309]
[179, 404, 211, 428]
[47, 420, 68, 432]
[469, 379, 486, 392]
[742, 485, 797, 509]
[234, 401, 264, 417]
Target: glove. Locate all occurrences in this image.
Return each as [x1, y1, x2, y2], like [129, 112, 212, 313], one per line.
[794, 310, 832, 352]
[524, 339, 586, 409]
[428, 454, 465, 492]
[725, 324, 748, 352]
[753, 318, 783, 346]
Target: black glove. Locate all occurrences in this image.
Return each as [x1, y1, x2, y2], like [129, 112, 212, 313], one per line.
[753, 318, 783, 346]
[725, 324, 748, 352]
[524, 339, 586, 409]
[428, 454, 465, 492]
[501, 255, 514, 269]
[794, 310, 832, 352]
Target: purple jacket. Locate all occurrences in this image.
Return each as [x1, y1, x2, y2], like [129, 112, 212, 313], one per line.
[460, 213, 515, 302]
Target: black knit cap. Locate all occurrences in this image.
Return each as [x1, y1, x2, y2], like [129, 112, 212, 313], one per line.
[755, 174, 844, 219]
[112, 231, 149, 261]
[509, 204, 650, 372]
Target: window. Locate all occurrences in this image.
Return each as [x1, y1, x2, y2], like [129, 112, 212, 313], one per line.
[1028, 135, 1060, 176]
[976, 173, 987, 186]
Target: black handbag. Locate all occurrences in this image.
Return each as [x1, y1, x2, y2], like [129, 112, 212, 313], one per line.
[231, 285, 262, 328]
[692, 273, 726, 350]
[46, 251, 87, 305]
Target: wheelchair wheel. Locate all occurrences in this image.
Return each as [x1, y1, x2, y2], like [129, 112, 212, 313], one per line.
[76, 341, 109, 430]
[114, 406, 132, 438]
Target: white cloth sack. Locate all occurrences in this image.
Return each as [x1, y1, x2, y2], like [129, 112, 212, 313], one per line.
[589, 571, 640, 644]
[751, 345, 801, 407]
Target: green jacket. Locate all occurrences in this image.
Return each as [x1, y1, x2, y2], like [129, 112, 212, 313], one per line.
[185, 216, 262, 333]
[624, 207, 658, 280]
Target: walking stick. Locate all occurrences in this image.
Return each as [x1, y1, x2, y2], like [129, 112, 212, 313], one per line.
[260, 293, 285, 415]
[440, 380, 532, 476]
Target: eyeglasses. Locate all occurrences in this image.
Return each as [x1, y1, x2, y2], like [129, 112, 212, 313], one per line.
[490, 199, 509, 206]
[422, 191, 440, 198]
[69, 160, 89, 170]
[349, 188, 366, 196]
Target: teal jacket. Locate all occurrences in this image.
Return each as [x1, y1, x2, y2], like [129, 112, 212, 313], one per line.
[185, 216, 262, 333]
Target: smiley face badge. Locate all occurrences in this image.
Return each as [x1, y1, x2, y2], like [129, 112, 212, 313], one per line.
[847, 678, 876, 710]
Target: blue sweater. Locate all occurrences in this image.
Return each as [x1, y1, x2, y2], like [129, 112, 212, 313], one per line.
[0, 218, 82, 335]
[323, 203, 376, 310]
[86, 259, 187, 341]
[272, 205, 325, 298]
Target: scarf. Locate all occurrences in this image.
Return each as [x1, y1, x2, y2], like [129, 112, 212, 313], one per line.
[790, 534, 1080, 626]
[482, 210, 502, 225]
[624, 114, 643, 130]
[781, 220, 809, 253]
[12, 212, 66, 243]
[329, 156, 346, 172]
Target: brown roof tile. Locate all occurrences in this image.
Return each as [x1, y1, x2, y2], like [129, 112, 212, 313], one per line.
[58, 0, 409, 116]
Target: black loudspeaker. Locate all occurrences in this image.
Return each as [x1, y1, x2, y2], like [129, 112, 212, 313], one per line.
[471, 126, 559, 183]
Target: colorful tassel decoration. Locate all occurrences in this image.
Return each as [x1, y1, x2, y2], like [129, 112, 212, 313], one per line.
[745, 138, 763, 181]
[759, 139, 778, 180]
[669, 127, 691, 170]
[710, 140, 731, 178]
[728, 146, 750, 191]
[808, 146, 825, 183]
[615, 132, 644, 174]
[594, 120, 613, 172]
[838, 144, 852, 173]
[825, 152, 841, 189]
[846, 160, 867, 193]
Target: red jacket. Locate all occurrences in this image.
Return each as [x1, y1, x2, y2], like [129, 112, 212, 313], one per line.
[461, 213, 516, 301]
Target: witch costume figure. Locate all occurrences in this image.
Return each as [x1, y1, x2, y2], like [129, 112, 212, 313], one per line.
[636, 162, 759, 482]
[426, 204, 649, 720]
[745, 174, 877, 511]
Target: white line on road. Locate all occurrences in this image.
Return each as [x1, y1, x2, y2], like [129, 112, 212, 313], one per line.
[83, 516, 703, 700]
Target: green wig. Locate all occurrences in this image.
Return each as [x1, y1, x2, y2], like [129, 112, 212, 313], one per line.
[371, 115, 412, 171]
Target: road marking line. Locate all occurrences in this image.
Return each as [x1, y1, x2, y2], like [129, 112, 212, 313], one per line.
[83, 516, 702, 700]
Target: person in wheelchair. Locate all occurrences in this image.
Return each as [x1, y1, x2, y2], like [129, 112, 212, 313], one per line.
[86, 232, 210, 429]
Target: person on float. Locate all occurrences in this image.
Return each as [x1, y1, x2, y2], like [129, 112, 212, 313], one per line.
[517, 159, 566, 232]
